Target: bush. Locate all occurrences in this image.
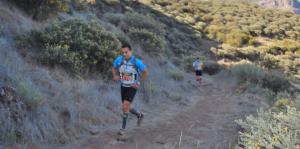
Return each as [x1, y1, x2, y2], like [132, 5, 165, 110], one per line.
[278, 39, 300, 52]
[120, 12, 166, 36]
[230, 64, 290, 93]
[70, 1, 89, 12]
[17, 82, 45, 111]
[236, 107, 300, 149]
[11, 0, 70, 20]
[139, 80, 160, 97]
[127, 28, 165, 54]
[101, 13, 124, 26]
[261, 53, 280, 69]
[203, 61, 224, 75]
[170, 57, 182, 67]
[236, 46, 260, 60]
[167, 69, 185, 81]
[23, 18, 121, 79]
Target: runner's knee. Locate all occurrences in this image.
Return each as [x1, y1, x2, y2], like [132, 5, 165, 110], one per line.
[123, 101, 131, 110]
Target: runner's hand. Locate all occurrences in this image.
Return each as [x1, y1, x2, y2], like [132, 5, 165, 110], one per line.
[131, 83, 138, 89]
[114, 76, 120, 81]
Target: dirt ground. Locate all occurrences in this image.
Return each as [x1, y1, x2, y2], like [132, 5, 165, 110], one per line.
[61, 74, 267, 149]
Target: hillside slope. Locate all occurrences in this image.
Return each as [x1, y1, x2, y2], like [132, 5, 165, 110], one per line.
[257, 0, 300, 14]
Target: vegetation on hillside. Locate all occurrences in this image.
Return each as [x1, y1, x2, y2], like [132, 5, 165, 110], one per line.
[1, 0, 300, 148]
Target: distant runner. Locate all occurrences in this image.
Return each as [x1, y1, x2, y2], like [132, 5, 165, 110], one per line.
[193, 57, 203, 87]
[112, 44, 149, 135]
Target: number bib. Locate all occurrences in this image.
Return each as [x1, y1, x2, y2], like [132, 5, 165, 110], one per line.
[197, 64, 202, 69]
[121, 72, 135, 84]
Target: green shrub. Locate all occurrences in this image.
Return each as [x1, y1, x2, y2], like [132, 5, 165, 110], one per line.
[127, 28, 165, 54]
[170, 57, 182, 66]
[101, 13, 124, 26]
[236, 107, 300, 149]
[203, 61, 224, 75]
[213, 43, 237, 58]
[169, 92, 183, 101]
[201, 13, 213, 22]
[278, 39, 300, 52]
[230, 64, 290, 93]
[236, 46, 259, 60]
[120, 12, 166, 36]
[241, 81, 274, 96]
[11, 0, 70, 20]
[167, 69, 185, 81]
[17, 82, 45, 110]
[268, 45, 281, 55]
[139, 80, 160, 96]
[70, 1, 89, 12]
[23, 18, 121, 79]
[261, 53, 280, 69]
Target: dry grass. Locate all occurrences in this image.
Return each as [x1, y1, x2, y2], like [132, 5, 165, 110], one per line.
[0, 0, 43, 37]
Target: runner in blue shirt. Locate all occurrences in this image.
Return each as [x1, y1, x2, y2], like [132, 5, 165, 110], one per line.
[193, 57, 203, 87]
[112, 44, 149, 135]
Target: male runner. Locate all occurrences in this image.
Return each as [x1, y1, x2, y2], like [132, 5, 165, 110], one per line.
[111, 44, 149, 135]
[193, 57, 203, 87]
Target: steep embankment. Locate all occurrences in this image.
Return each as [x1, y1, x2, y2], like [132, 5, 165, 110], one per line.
[257, 0, 300, 14]
[60, 73, 267, 149]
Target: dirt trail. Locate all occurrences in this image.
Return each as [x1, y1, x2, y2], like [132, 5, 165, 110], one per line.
[65, 74, 265, 149]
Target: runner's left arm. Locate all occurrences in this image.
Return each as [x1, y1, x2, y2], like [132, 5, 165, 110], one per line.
[135, 59, 149, 83]
[138, 69, 149, 83]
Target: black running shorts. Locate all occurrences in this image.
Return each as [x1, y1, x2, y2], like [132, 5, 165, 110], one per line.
[121, 85, 137, 103]
[195, 71, 202, 76]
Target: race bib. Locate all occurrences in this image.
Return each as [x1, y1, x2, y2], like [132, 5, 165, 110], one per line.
[197, 64, 202, 69]
[121, 72, 134, 82]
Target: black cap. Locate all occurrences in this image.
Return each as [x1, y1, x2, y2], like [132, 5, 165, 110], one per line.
[197, 57, 200, 59]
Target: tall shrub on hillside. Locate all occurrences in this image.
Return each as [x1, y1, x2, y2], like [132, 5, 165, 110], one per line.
[120, 12, 166, 36]
[127, 28, 165, 54]
[11, 0, 70, 20]
[230, 64, 290, 93]
[22, 18, 121, 79]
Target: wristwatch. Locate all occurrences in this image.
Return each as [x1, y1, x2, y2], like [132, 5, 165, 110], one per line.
[137, 82, 141, 85]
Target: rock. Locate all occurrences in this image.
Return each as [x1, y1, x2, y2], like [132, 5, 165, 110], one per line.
[106, 106, 112, 111]
[179, 102, 187, 106]
[161, 90, 169, 98]
[15, 129, 22, 138]
[60, 137, 67, 144]
[90, 129, 99, 135]
[0, 85, 27, 140]
[76, 135, 85, 140]
[117, 136, 133, 142]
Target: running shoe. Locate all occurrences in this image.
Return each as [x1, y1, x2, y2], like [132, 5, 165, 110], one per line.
[117, 128, 125, 135]
[137, 113, 144, 126]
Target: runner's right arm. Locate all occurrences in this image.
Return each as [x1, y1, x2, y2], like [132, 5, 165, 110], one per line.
[112, 57, 122, 81]
[112, 66, 120, 81]
[193, 62, 196, 70]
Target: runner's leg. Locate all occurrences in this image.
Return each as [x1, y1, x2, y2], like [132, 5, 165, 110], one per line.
[122, 87, 137, 129]
[199, 72, 202, 84]
[130, 106, 141, 118]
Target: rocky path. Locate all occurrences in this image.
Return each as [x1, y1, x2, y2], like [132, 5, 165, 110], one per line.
[63, 74, 265, 149]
